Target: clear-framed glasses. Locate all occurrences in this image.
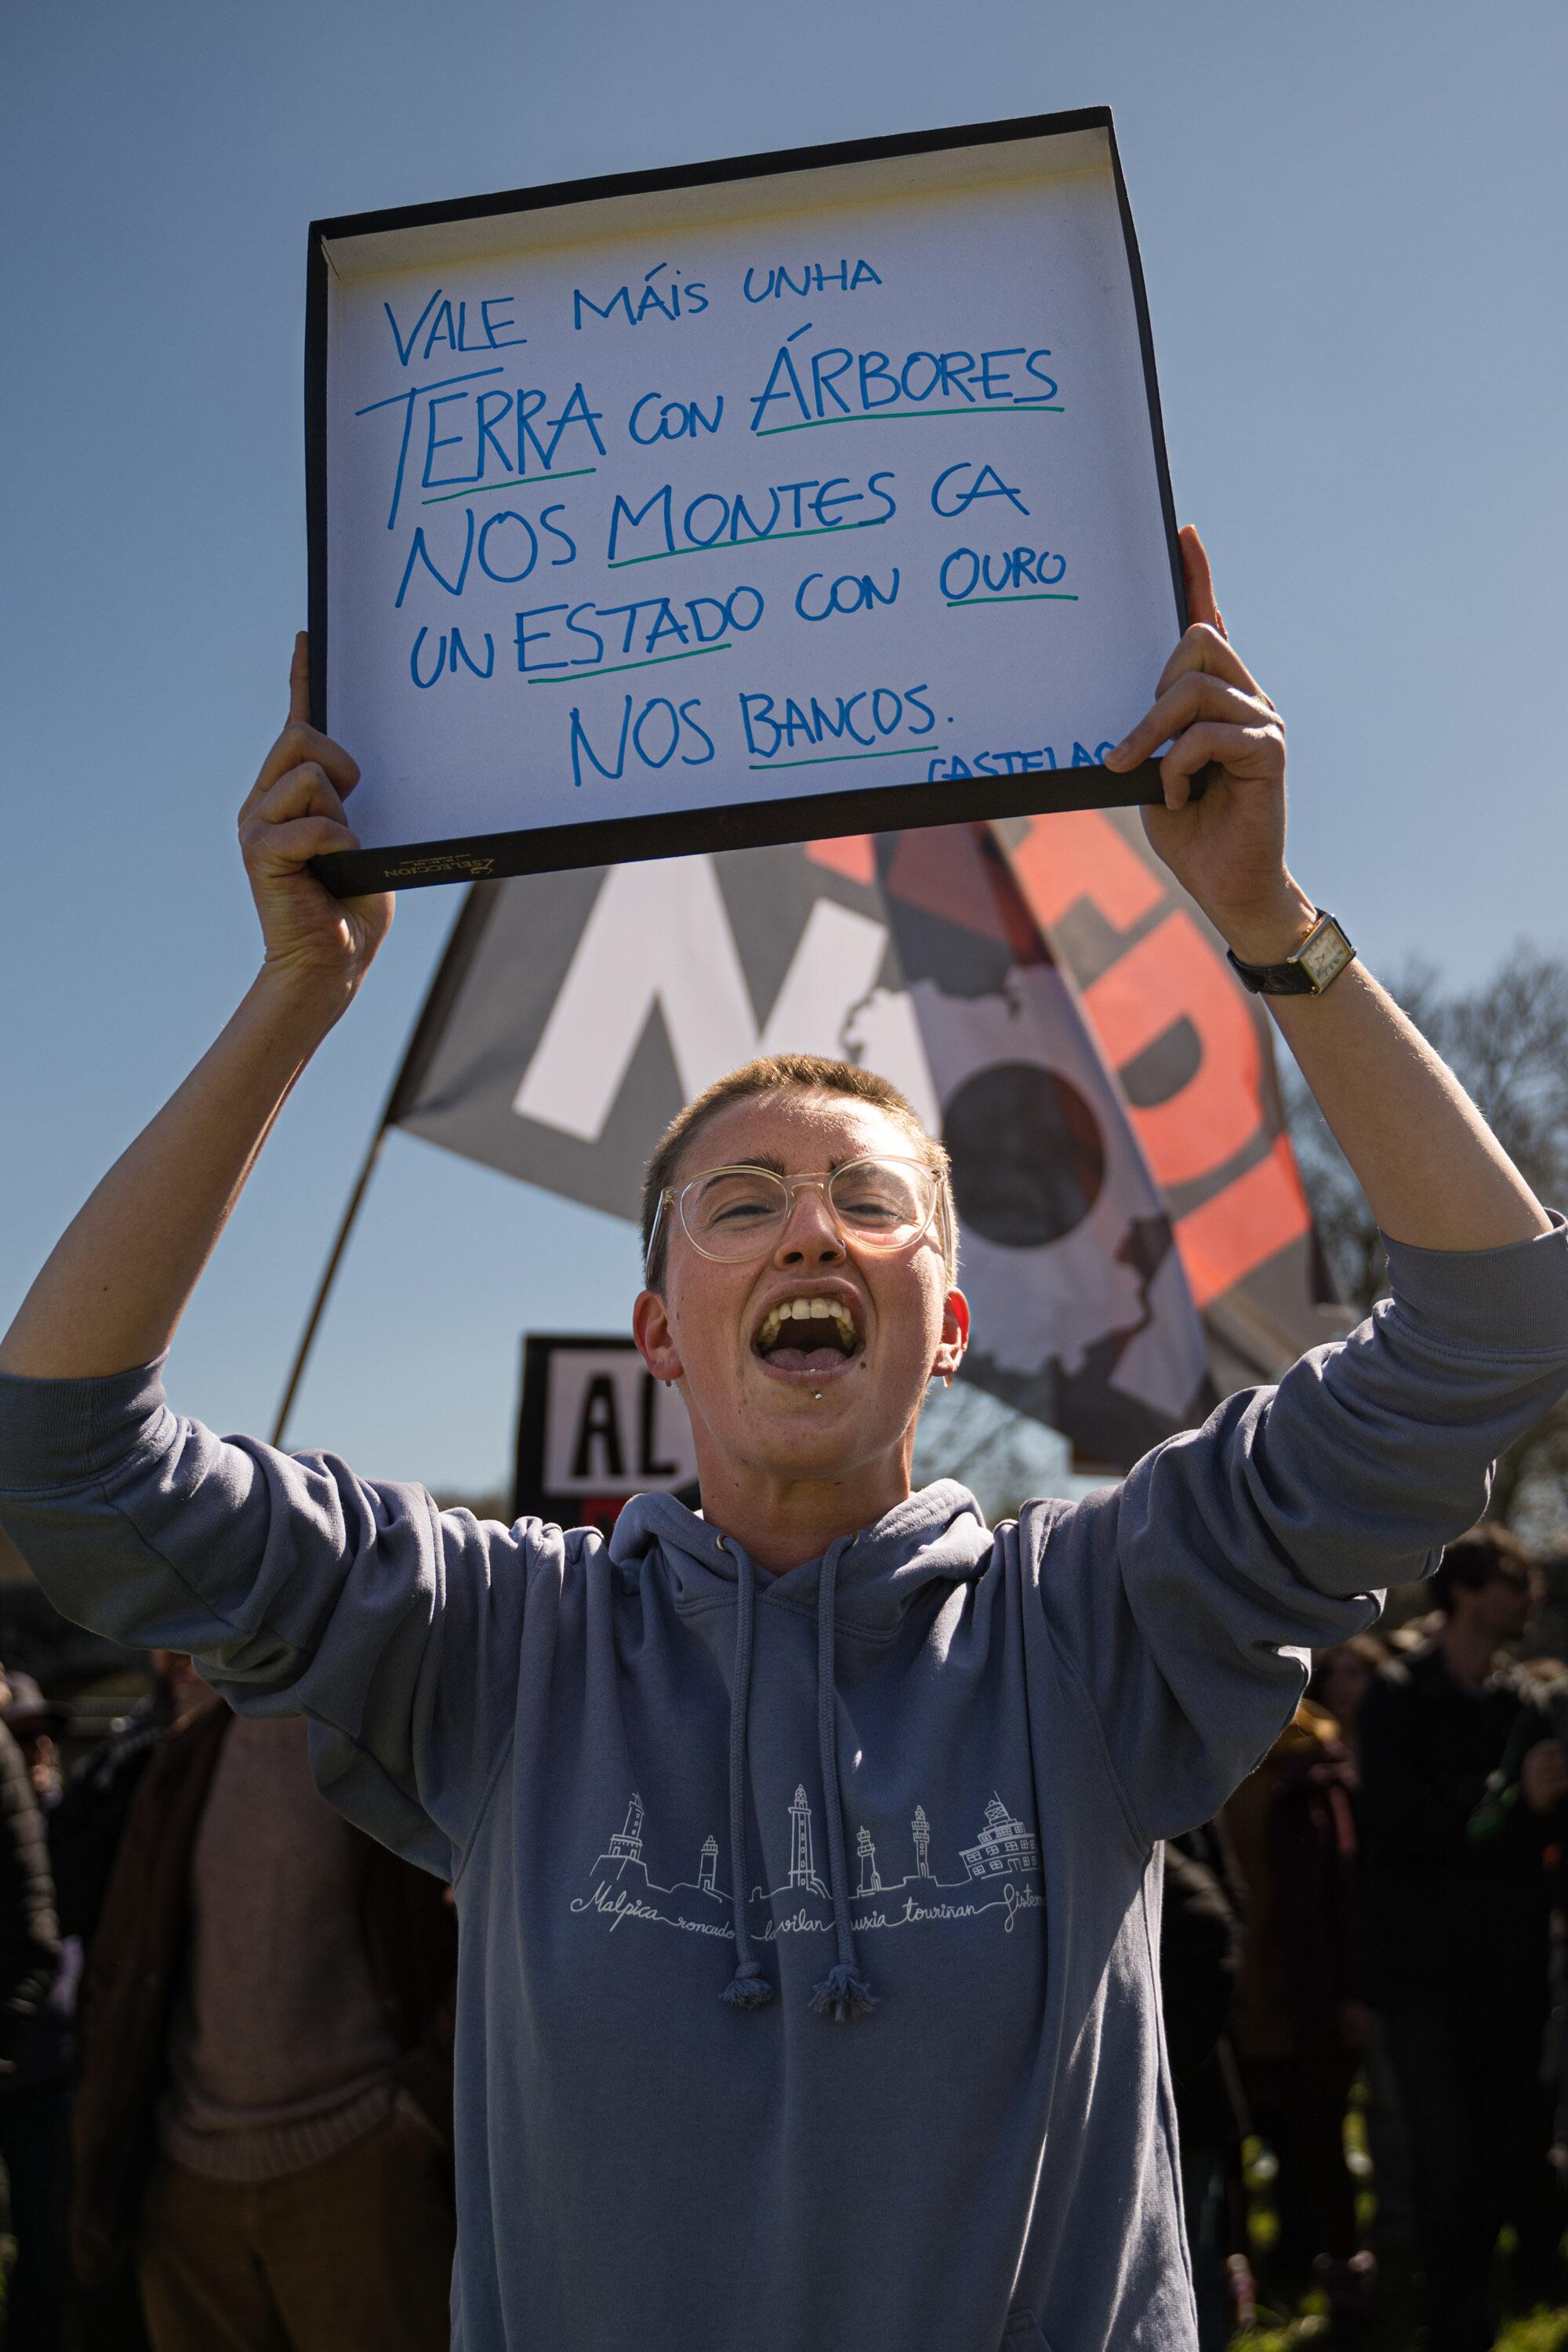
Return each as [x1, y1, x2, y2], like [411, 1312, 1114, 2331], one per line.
[649, 1156, 942, 1266]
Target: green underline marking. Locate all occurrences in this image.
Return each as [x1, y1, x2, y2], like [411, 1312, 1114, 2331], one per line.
[528, 643, 731, 684]
[757, 404, 1063, 436]
[748, 743, 940, 772]
[421, 467, 597, 506]
[946, 592, 1080, 605]
[608, 515, 891, 569]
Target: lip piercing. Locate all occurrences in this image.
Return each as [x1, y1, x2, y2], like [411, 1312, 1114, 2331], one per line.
[811, 1391, 823, 1402]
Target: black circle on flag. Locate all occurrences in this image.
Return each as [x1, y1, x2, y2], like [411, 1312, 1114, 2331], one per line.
[943, 1062, 1106, 1248]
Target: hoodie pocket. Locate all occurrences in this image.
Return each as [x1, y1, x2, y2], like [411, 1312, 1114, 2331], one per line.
[1000, 2316, 1052, 2351]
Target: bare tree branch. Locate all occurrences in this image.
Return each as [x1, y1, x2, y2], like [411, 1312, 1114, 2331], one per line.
[1285, 942, 1568, 1541]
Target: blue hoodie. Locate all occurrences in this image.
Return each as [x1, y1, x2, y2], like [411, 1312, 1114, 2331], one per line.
[2, 1221, 1566, 2351]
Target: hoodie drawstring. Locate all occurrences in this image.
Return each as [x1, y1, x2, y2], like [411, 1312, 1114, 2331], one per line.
[808, 1540, 877, 2023]
[719, 1548, 774, 2011]
[717, 1533, 876, 2023]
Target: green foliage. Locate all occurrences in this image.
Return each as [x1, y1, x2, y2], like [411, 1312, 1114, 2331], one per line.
[1229, 2317, 1331, 2350]
[1229, 2304, 1568, 2350]
[1491, 2315, 1568, 2352]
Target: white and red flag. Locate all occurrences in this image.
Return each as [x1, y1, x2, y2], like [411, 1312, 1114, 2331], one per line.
[386, 818, 1334, 1467]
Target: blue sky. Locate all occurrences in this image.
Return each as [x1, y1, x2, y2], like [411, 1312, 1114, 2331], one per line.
[3, 0, 1564, 1499]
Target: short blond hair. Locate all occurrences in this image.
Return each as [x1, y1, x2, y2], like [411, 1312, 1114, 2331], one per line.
[641, 1054, 956, 1290]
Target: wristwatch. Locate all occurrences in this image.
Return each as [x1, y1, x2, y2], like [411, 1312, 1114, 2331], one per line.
[1225, 909, 1356, 996]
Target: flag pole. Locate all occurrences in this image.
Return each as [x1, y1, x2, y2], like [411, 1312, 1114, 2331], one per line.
[267, 881, 501, 1450]
[268, 1120, 389, 1448]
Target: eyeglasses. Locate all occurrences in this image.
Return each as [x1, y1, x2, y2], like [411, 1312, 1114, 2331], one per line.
[648, 1156, 942, 1267]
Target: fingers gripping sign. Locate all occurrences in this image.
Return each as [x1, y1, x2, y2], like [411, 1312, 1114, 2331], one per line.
[238, 635, 394, 1002]
[1104, 525, 1306, 954]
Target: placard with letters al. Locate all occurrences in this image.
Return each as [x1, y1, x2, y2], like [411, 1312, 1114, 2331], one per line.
[513, 1334, 699, 1531]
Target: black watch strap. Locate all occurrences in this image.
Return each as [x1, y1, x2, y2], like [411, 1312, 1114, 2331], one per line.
[1225, 910, 1356, 996]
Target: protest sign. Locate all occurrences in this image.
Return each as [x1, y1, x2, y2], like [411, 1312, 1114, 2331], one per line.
[307, 107, 1189, 894]
[514, 1334, 699, 1530]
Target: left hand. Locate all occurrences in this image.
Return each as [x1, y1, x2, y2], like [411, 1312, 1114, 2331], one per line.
[1105, 526, 1313, 960]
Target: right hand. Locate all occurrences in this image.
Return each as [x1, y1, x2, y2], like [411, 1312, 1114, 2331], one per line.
[238, 635, 394, 1003]
[1522, 1737, 1568, 1816]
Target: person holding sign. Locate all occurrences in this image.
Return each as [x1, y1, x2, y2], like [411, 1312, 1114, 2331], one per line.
[1, 530, 1564, 2352]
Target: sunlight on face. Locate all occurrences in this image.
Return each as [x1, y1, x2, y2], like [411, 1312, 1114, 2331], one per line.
[633, 1091, 967, 1491]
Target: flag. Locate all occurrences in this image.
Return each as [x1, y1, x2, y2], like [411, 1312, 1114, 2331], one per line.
[389, 821, 1232, 1465]
[996, 807, 1341, 1393]
[851, 826, 1213, 1457]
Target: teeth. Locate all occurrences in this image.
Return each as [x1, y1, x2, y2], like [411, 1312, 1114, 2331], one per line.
[757, 1298, 856, 1351]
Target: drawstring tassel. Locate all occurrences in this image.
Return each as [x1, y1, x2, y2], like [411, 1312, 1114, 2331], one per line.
[808, 1962, 877, 2023]
[810, 1540, 877, 2024]
[720, 1548, 772, 2016]
[720, 1959, 775, 2012]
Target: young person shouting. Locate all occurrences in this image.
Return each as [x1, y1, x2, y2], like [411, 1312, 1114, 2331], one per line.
[2, 532, 1564, 2352]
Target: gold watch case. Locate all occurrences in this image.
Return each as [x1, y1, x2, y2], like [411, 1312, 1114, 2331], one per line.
[1294, 915, 1356, 993]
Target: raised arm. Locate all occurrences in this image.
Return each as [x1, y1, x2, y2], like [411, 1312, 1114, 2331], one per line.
[1025, 535, 1568, 1846]
[0, 639, 393, 1379]
[1104, 529, 1549, 1254]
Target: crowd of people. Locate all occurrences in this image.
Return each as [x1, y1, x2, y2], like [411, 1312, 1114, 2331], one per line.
[0, 1523, 1562, 2350]
[0, 1642, 458, 2350]
[1163, 1523, 1568, 2351]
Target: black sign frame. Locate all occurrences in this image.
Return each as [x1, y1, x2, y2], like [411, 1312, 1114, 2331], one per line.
[306, 105, 1186, 897]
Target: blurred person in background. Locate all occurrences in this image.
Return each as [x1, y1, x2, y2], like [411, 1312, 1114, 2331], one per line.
[0, 1673, 68, 2350]
[1359, 1524, 1568, 2352]
[1520, 1547, 1568, 1664]
[50, 1651, 209, 1951]
[1308, 1635, 1387, 1762]
[1223, 1690, 1371, 2331]
[0, 1706, 56, 2051]
[0, 1679, 66, 1809]
[1308, 1635, 1418, 2270]
[69, 1690, 459, 2352]
[50, 1653, 212, 2352]
[1160, 1820, 1250, 2349]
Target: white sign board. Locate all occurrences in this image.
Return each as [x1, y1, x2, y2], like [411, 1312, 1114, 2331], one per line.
[309, 109, 1185, 894]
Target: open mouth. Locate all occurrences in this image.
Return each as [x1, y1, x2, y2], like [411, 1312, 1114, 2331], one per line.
[752, 1294, 864, 1375]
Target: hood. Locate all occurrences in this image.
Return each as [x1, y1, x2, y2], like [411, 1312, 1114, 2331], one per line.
[605, 1480, 995, 2023]
[609, 1478, 994, 1632]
